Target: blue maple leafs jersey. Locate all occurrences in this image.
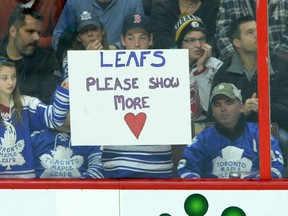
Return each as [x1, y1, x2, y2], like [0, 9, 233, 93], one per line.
[177, 123, 284, 178]
[32, 131, 103, 178]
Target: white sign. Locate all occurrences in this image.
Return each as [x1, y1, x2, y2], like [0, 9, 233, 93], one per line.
[68, 50, 191, 145]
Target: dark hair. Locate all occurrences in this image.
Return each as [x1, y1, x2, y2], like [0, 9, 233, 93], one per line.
[8, 6, 43, 30]
[228, 15, 255, 43]
[56, 28, 76, 69]
[0, 57, 23, 123]
[56, 24, 110, 75]
[73, 23, 109, 50]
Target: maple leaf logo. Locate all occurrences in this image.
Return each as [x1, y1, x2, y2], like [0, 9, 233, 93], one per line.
[40, 146, 84, 178]
[212, 146, 253, 178]
[80, 11, 91, 21]
[0, 122, 25, 170]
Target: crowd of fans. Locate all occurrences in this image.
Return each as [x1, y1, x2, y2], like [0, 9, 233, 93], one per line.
[0, 0, 287, 179]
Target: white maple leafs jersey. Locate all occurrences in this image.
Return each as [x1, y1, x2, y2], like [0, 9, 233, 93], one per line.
[190, 57, 223, 121]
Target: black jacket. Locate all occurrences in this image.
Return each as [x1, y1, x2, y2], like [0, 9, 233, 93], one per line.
[0, 37, 62, 104]
[210, 52, 288, 131]
[150, 0, 219, 53]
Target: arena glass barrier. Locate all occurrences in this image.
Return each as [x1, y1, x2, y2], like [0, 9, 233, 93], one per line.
[0, 0, 288, 216]
[1, 2, 288, 215]
[0, 0, 287, 191]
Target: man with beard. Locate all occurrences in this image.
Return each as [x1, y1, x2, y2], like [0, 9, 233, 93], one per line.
[0, 0, 65, 49]
[0, 6, 62, 104]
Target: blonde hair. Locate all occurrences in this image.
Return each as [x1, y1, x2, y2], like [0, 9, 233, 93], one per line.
[0, 57, 23, 123]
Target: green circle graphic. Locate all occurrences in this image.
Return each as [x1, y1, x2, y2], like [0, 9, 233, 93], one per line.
[159, 214, 171, 216]
[221, 206, 246, 216]
[184, 193, 209, 216]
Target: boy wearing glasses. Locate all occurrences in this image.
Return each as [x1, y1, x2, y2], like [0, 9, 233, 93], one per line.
[175, 15, 222, 135]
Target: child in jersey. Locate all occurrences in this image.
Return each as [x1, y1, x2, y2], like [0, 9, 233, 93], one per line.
[31, 113, 104, 178]
[0, 57, 69, 178]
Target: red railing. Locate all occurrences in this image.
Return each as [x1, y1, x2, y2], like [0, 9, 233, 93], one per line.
[257, 0, 271, 180]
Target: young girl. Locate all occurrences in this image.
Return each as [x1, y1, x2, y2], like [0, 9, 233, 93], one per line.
[0, 57, 69, 178]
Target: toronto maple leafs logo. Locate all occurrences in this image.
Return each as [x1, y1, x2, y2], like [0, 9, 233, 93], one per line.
[212, 146, 253, 178]
[39, 146, 84, 178]
[80, 11, 92, 21]
[0, 122, 25, 170]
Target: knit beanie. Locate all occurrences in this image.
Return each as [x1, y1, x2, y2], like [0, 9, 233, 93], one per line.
[175, 15, 206, 48]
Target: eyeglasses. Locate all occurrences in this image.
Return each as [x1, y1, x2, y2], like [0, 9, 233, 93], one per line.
[183, 37, 206, 45]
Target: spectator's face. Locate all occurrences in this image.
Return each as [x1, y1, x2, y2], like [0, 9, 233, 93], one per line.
[234, 21, 257, 53]
[212, 95, 243, 130]
[0, 66, 17, 96]
[121, 28, 153, 49]
[12, 15, 41, 56]
[181, 30, 206, 62]
[77, 26, 104, 49]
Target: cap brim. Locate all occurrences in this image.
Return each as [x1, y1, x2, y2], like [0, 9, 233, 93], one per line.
[122, 22, 151, 33]
[210, 92, 237, 103]
[76, 21, 100, 32]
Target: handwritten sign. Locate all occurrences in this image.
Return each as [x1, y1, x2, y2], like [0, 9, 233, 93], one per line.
[68, 50, 191, 145]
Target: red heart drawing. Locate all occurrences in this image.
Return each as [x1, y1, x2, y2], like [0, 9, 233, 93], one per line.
[124, 112, 147, 139]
